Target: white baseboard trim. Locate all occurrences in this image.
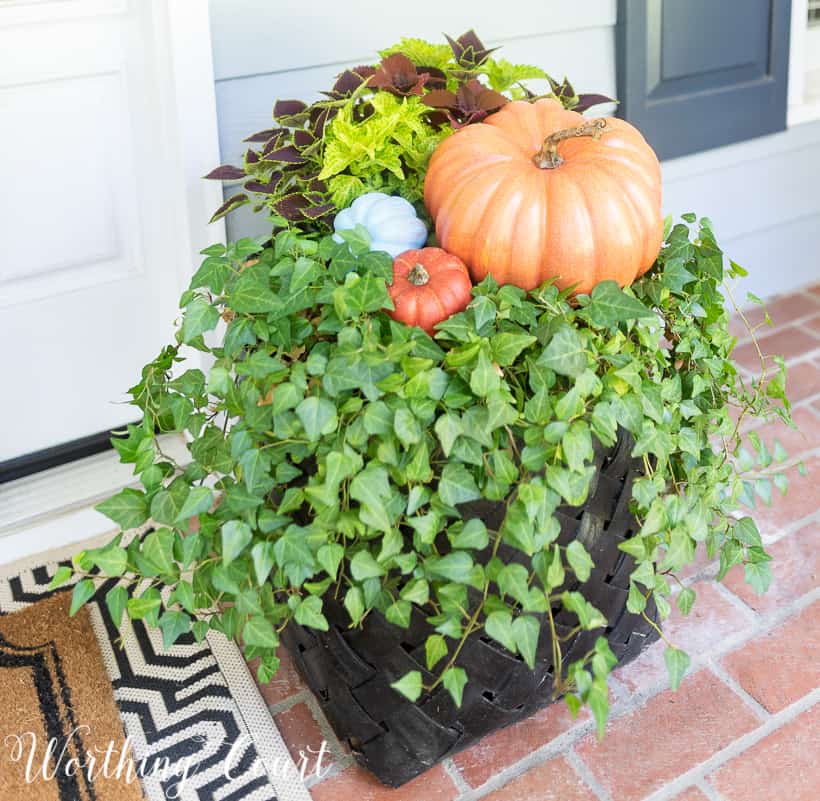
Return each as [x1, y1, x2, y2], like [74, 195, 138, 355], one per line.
[0, 434, 189, 557]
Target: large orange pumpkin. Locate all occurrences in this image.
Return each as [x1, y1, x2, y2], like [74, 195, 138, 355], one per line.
[388, 247, 473, 335]
[423, 99, 663, 294]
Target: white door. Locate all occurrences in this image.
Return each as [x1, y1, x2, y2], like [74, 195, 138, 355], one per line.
[0, 0, 224, 464]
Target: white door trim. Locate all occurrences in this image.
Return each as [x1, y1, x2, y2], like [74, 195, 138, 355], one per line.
[0, 1, 224, 550]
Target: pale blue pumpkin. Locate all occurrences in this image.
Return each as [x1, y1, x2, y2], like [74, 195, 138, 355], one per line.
[332, 192, 427, 257]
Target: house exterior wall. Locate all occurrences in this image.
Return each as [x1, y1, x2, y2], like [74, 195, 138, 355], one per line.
[208, 0, 820, 299]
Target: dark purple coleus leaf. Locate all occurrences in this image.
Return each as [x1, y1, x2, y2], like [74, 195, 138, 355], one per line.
[272, 99, 308, 124]
[272, 193, 312, 220]
[324, 66, 377, 100]
[293, 129, 315, 149]
[302, 203, 335, 221]
[261, 144, 306, 164]
[246, 149, 260, 165]
[368, 53, 433, 97]
[209, 193, 249, 224]
[574, 93, 616, 113]
[244, 172, 283, 194]
[203, 164, 246, 181]
[445, 29, 498, 67]
[244, 127, 280, 143]
[423, 79, 508, 127]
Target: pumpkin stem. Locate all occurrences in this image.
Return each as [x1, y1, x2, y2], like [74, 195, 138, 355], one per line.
[408, 263, 430, 286]
[533, 118, 608, 169]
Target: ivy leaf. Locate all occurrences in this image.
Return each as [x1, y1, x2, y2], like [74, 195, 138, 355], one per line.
[251, 541, 276, 585]
[89, 543, 128, 578]
[175, 486, 214, 522]
[511, 615, 540, 669]
[676, 587, 696, 615]
[344, 587, 365, 625]
[142, 529, 176, 575]
[565, 541, 594, 582]
[296, 396, 338, 441]
[442, 667, 468, 707]
[583, 281, 656, 327]
[243, 615, 279, 648]
[294, 596, 329, 631]
[448, 519, 489, 550]
[425, 552, 474, 584]
[425, 634, 448, 670]
[48, 565, 73, 591]
[69, 579, 96, 616]
[95, 488, 149, 530]
[390, 670, 422, 702]
[106, 585, 128, 628]
[317, 543, 344, 579]
[159, 610, 192, 649]
[491, 332, 536, 366]
[484, 611, 517, 653]
[438, 464, 480, 506]
[350, 549, 386, 581]
[538, 324, 587, 377]
[221, 521, 253, 566]
[181, 297, 220, 344]
[744, 562, 772, 594]
[546, 464, 595, 506]
[664, 647, 691, 691]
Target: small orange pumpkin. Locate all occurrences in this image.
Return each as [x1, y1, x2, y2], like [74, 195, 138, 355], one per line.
[388, 248, 473, 335]
[424, 98, 663, 294]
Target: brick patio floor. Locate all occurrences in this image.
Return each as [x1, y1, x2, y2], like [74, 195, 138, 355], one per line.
[254, 283, 820, 801]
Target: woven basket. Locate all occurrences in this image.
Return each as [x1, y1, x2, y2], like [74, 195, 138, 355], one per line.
[282, 429, 658, 787]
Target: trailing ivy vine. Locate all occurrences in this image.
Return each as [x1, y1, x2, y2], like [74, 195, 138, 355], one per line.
[61, 215, 795, 733]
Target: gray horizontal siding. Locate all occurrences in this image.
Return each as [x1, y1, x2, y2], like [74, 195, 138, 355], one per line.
[207, 1, 819, 299]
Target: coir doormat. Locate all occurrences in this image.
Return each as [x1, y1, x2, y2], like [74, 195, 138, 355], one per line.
[0, 534, 312, 801]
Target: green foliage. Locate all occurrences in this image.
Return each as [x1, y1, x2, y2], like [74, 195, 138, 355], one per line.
[76, 215, 791, 725]
[204, 29, 612, 230]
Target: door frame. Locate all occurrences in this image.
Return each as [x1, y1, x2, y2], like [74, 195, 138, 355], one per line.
[0, 0, 225, 560]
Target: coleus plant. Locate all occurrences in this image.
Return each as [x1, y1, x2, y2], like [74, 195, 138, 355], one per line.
[205, 29, 613, 228]
[62, 217, 795, 732]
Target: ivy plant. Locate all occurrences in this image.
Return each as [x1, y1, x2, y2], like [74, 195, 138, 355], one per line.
[62, 215, 794, 734]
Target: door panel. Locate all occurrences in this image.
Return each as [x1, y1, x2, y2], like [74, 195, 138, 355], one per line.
[0, 1, 205, 461]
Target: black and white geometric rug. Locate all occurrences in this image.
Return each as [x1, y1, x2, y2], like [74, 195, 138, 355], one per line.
[0, 533, 312, 801]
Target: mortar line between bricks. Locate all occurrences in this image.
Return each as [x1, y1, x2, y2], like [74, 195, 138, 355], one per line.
[564, 748, 614, 801]
[710, 580, 762, 620]
[706, 658, 770, 722]
[604, 587, 820, 717]
[642, 689, 820, 801]
[442, 758, 472, 797]
[695, 777, 731, 801]
[454, 716, 598, 801]
[267, 688, 313, 716]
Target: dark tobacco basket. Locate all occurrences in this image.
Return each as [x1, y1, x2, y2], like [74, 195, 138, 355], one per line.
[282, 429, 659, 787]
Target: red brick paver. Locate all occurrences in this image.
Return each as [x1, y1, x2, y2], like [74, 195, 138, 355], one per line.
[451, 699, 581, 788]
[721, 601, 820, 713]
[478, 757, 596, 801]
[723, 524, 819, 613]
[575, 670, 759, 801]
[252, 645, 309, 706]
[310, 763, 459, 801]
[671, 788, 711, 801]
[710, 705, 820, 801]
[273, 701, 337, 773]
[742, 455, 818, 537]
[731, 326, 819, 372]
[615, 582, 755, 691]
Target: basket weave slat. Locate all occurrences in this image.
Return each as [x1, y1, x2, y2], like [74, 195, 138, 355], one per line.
[282, 429, 659, 787]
